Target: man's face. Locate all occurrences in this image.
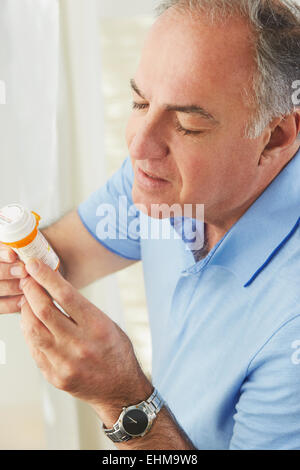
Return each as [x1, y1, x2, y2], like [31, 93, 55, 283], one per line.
[126, 9, 269, 224]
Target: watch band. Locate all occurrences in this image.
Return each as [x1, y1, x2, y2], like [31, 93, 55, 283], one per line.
[104, 422, 132, 443]
[103, 388, 164, 443]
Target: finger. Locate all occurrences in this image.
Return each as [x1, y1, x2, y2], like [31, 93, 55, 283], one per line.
[20, 275, 77, 335]
[0, 261, 27, 280]
[25, 258, 89, 323]
[20, 296, 54, 351]
[0, 246, 19, 263]
[0, 279, 24, 296]
[0, 294, 23, 314]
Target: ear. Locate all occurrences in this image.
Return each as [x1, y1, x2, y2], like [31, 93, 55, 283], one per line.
[259, 112, 300, 166]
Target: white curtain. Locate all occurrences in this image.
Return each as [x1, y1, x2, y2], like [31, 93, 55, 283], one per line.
[100, 0, 159, 17]
[0, 0, 157, 450]
[0, 0, 60, 215]
[0, 0, 117, 450]
[0, 0, 61, 450]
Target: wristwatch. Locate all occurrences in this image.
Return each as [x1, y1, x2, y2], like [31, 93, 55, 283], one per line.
[102, 388, 164, 443]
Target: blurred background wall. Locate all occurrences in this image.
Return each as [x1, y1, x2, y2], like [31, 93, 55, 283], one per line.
[0, 0, 157, 449]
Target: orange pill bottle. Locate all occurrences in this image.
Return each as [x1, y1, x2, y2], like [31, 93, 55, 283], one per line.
[0, 203, 60, 271]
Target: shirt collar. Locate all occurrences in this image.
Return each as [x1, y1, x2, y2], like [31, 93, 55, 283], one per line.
[208, 147, 300, 287]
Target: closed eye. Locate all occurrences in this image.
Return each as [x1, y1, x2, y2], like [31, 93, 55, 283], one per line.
[132, 101, 149, 110]
[132, 101, 203, 136]
[174, 121, 204, 136]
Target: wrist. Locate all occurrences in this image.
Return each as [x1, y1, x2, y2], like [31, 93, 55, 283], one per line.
[92, 378, 154, 428]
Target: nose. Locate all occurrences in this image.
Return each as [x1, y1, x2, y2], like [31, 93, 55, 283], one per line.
[129, 114, 169, 162]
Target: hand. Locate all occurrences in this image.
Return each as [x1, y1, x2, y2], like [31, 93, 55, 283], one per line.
[19, 258, 152, 425]
[0, 244, 28, 314]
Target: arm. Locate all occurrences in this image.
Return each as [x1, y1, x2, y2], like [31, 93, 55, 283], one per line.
[41, 209, 137, 289]
[44, 157, 141, 288]
[0, 156, 139, 308]
[0, 208, 132, 315]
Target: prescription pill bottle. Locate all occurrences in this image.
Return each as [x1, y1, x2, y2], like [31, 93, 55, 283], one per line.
[0, 203, 60, 271]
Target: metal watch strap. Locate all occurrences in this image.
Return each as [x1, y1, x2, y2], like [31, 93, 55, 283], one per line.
[104, 422, 131, 443]
[145, 388, 164, 417]
[103, 388, 164, 443]
[102, 423, 131, 442]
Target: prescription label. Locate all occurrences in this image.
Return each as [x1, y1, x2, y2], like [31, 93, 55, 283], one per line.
[13, 231, 60, 271]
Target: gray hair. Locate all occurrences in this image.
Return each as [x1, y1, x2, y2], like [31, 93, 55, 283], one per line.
[155, 0, 300, 139]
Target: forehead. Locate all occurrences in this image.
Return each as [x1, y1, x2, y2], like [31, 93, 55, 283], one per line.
[136, 9, 257, 114]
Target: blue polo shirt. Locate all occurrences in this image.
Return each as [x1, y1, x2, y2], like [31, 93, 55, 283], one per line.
[78, 149, 300, 450]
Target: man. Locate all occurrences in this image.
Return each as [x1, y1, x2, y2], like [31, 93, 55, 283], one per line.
[0, 0, 300, 450]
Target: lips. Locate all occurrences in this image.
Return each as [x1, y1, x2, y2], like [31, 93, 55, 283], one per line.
[135, 166, 171, 191]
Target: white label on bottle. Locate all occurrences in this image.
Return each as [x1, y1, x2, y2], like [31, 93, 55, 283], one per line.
[13, 231, 60, 270]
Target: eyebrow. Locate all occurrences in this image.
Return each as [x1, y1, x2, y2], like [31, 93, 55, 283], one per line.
[130, 78, 218, 123]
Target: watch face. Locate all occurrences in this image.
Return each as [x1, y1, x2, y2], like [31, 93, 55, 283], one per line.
[122, 408, 149, 436]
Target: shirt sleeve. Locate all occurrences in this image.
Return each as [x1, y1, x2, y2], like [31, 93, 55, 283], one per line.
[230, 314, 300, 450]
[77, 156, 141, 261]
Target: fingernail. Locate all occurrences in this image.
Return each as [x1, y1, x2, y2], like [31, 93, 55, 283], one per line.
[0, 250, 12, 262]
[10, 265, 25, 277]
[26, 258, 40, 275]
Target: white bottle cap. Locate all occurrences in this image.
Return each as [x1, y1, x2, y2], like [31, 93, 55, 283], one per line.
[0, 204, 37, 244]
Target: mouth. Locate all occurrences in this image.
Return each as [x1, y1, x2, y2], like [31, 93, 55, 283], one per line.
[139, 168, 169, 182]
[135, 167, 171, 190]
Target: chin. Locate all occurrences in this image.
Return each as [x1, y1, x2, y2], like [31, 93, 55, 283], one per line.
[132, 185, 183, 219]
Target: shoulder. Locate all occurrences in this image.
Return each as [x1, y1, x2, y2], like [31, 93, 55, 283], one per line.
[247, 313, 300, 373]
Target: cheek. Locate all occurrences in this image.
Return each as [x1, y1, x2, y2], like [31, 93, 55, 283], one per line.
[177, 154, 217, 191]
[181, 151, 255, 205]
[176, 148, 237, 205]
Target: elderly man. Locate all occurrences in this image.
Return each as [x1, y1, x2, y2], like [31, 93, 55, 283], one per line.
[0, 0, 300, 450]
